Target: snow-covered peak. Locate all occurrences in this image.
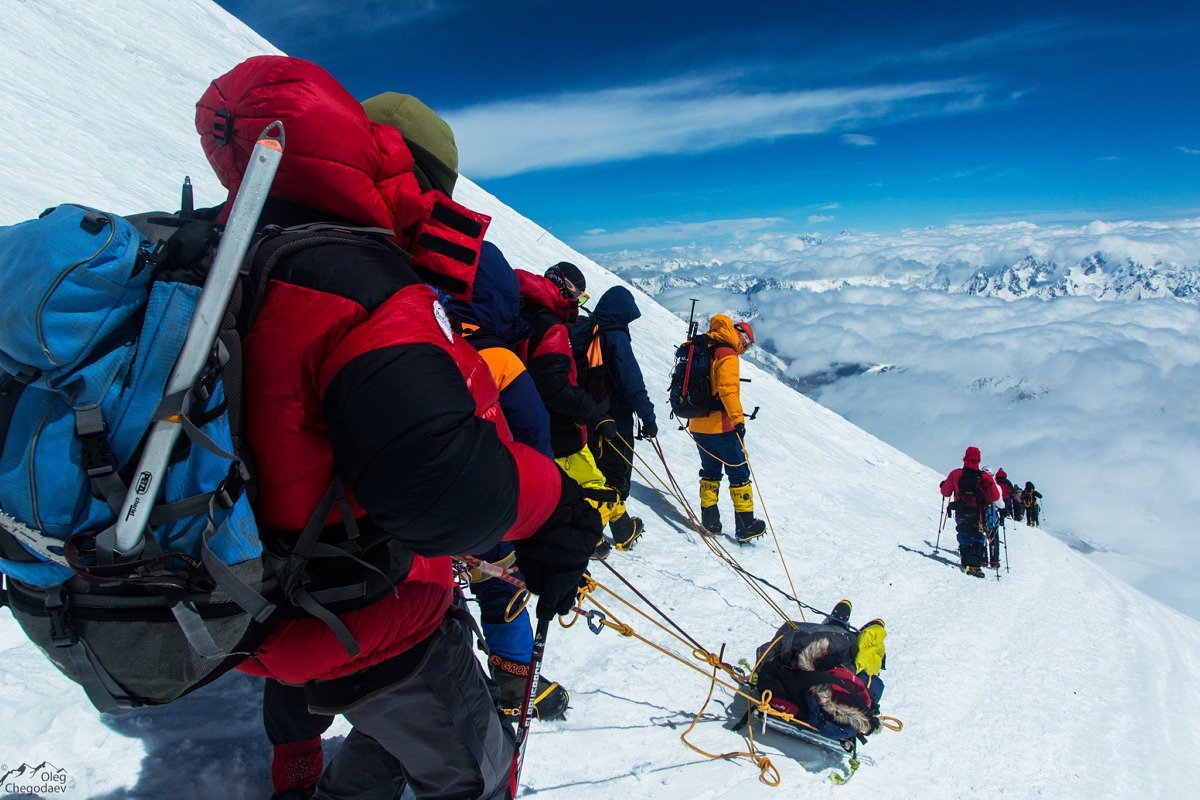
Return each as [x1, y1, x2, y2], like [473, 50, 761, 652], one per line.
[2, 3, 1199, 798]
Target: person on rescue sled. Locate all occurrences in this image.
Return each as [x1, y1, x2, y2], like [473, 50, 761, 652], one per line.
[689, 314, 765, 543]
[517, 262, 626, 557]
[196, 57, 597, 800]
[939, 446, 1001, 578]
[727, 601, 888, 744]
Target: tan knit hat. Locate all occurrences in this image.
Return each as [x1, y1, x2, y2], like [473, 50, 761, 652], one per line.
[362, 92, 459, 196]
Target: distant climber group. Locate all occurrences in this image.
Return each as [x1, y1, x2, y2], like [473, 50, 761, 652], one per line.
[940, 447, 1043, 578]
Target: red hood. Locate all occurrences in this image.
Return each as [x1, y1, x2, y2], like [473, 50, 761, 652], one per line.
[963, 446, 981, 469]
[996, 468, 1007, 479]
[516, 269, 578, 322]
[196, 56, 428, 235]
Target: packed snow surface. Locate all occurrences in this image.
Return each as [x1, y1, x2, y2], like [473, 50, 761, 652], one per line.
[3, 2, 1200, 798]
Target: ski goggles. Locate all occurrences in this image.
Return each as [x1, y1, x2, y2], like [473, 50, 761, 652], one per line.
[548, 271, 589, 305]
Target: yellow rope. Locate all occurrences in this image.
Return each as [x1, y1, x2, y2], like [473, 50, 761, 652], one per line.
[737, 431, 805, 622]
[680, 644, 782, 787]
[611, 432, 798, 628]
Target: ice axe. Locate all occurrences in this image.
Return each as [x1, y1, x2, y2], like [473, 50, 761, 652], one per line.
[508, 616, 551, 797]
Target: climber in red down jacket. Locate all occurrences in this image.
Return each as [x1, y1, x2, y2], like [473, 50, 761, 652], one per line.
[196, 55, 599, 800]
[939, 446, 1001, 578]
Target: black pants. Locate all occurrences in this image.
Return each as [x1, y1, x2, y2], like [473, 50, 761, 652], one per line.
[264, 615, 513, 800]
[591, 413, 634, 499]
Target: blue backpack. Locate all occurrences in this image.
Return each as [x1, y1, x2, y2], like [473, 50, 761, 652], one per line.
[0, 205, 387, 712]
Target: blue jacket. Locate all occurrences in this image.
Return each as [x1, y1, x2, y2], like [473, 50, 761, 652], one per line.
[591, 286, 655, 425]
[445, 242, 553, 458]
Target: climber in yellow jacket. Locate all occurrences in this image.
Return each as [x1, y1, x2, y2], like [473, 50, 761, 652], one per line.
[689, 314, 766, 542]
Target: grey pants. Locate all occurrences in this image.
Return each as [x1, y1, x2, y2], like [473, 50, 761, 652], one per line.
[315, 616, 515, 800]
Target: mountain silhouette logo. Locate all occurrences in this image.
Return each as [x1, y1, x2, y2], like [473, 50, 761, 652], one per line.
[1, 760, 72, 790]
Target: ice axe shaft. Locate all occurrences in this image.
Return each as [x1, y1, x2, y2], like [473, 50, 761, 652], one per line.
[111, 125, 284, 557]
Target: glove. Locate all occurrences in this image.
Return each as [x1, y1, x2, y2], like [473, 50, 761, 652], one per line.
[595, 418, 618, 441]
[639, 418, 658, 439]
[514, 470, 601, 619]
[733, 422, 746, 438]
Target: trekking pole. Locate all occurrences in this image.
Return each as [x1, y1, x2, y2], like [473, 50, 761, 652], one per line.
[933, 496, 946, 553]
[1002, 520, 1010, 574]
[509, 616, 551, 797]
[687, 297, 699, 338]
[110, 124, 284, 557]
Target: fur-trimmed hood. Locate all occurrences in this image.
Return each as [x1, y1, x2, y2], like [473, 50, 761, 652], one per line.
[776, 623, 873, 735]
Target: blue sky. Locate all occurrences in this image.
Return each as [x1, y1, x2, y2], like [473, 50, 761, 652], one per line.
[216, 0, 1200, 253]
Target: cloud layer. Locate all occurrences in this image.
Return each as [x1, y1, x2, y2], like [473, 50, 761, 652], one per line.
[595, 216, 1200, 281]
[446, 75, 985, 177]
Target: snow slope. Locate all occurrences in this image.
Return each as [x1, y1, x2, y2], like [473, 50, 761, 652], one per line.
[3, 2, 1200, 798]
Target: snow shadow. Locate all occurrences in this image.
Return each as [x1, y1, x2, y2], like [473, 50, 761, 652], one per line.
[897, 542, 961, 570]
[84, 673, 273, 800]
[627, 481, 696, 540]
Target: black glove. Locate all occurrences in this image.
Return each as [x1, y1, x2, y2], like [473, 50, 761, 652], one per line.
[595, 418, 618, 441]
[639, 418, 658, 439]
[514, 470, 601, 619]
[733, 422, 746, 438]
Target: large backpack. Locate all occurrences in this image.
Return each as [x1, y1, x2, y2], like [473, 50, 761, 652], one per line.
[0, 201, 394, 713]
[668, 334, 722, 419]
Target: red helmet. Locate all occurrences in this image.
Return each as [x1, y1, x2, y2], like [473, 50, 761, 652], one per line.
[733, 321, 755, 349]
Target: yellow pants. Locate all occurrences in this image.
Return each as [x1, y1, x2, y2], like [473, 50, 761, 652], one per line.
[556, 448, 626, 526]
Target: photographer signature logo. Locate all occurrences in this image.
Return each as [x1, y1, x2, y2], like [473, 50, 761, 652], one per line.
[1, 760, 74, 794]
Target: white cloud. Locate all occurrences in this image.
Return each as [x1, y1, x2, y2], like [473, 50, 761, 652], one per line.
[575, 216, 785, 249]
[1096, 155, 1121, 161]
[447, 76, 985, 177]
[1178, 146, 1200, 155]
[808, 214, 836, 224]
[594, 216, 1200, 282]
[840, 133, 878, 147]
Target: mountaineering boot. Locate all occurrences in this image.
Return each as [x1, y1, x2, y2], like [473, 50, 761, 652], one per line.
[700, 478, 722, 535]
[611, 514, 643, 552]
[489, 654, 570, 721]
[592, 535, 613, 560]
[730, 482, 766, 543]
[824, 599, 853, 626]
[964, 565, 985, 579]
[734, 512, 766, 543]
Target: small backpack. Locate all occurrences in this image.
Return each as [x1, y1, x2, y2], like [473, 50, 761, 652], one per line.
[568, 315, 608, 403]
[668, 334, 722, 419]
[0, 200, 396, 713]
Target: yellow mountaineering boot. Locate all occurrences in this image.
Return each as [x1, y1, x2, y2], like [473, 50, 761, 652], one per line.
[730, 482, 766, 543]
[699, 478, 722, 535]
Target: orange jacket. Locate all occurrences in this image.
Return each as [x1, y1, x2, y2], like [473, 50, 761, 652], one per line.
[688, 314, 747, 434]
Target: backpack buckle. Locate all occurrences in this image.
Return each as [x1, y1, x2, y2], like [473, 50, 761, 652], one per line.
[45, 587, 78, 648]
[74, 407, 116, 478]
[212, 108, 234, 147]
[215, 461, 250, 510]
